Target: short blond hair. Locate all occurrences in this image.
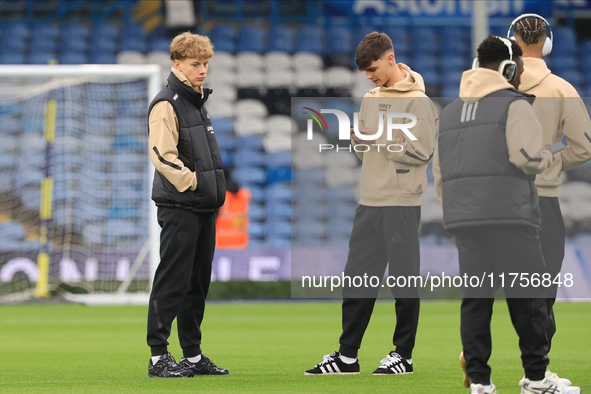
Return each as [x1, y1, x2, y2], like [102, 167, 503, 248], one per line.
[170, 32, 214, 61]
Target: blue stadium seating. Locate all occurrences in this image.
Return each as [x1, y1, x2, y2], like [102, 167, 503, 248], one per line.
[90, 52, 117, 64]
[209, 25, 236, 53]
[239, 25, 266, 53]
[266, 182, 291, 202]
[237, 135, 265, 151]
[326, 26, 353, 55]
[120, 37, 148, 53]
[268, 25, 294, 53]
[234, 150, 266, 168]
[234, 167, 267, 186]
[266, 152, 291, 168]
[212, 118, 235, 135]
[151, 37, 171, 52]
[266, 203, 291, 221]
[266, 166, 291, 184]
[248, 203, 266, 222]
[297, 25, 324, 54]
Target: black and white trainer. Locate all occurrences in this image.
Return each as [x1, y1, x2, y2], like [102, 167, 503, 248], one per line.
[148, 352, 194, 378]
[372, 351, 413, 375]
[179, 355, 229, 375]
[305, 351, 360, 375]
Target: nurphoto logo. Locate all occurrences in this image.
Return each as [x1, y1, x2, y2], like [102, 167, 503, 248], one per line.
[303, 107, 418, 153]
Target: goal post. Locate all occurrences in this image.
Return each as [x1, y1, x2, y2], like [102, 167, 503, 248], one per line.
[0, 64, 161, 304]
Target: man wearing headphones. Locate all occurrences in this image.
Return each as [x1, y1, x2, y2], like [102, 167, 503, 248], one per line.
[508, 13, 591, 389]
[433, 36, 580, 394]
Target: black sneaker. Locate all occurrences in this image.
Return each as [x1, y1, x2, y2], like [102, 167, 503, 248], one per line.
[148, 352, 194, 377]
[372, 351, 413, 375]
[305, 351, 360, 375]
[179, 355, 229, 375]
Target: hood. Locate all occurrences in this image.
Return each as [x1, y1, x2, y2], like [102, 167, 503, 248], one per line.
[518, 57, 552, 92]
[459, 68, 514, 104]
[378, 63, 425, 96]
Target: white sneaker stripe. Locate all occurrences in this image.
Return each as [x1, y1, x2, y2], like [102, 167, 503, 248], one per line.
[320, 366, 326, 374]
[326, 364, 334, 373]
[332, 363, 341, 373]
[401, 364, 406, 373]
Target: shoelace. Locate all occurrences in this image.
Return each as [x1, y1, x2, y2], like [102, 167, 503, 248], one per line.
[380, 353, 402, 367]
[545, 372, 562, 384]
[317, 353, 336, 366]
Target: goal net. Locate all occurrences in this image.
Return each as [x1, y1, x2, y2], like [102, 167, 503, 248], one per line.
[0, 65, 161, 304]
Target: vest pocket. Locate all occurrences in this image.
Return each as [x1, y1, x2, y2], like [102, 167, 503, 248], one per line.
[193, 165, 217, 206]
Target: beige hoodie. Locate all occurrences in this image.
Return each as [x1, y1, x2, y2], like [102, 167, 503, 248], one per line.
[519, 57, 591, 197]
[148, 66, 200, 193]
[433, 68, 553, 202]
[354, 63, 439, 206]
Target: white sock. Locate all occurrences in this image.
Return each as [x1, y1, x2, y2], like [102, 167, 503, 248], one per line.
[151, 355, 163, 364]
[339, 355, 357, 364]
[187, 354, 202, 363]
[483, 384, 495, 391]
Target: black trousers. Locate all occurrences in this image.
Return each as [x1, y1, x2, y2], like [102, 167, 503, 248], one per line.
[339, 206, 421, 359]
[147, 207, 216, 358]
[453, 225, 549, 384]
[539, 197, 566, 353]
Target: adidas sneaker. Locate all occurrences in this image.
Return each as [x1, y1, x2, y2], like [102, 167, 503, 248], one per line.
[461, 351, 471, 387]
[520, 377, 581, 394]
[305, 351, 360, 375]
[372, 351, 413, 375]
[148, 352, 194, 378]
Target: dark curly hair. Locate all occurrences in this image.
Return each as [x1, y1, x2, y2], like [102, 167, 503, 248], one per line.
[514, 16, 547, 46]
[477, 35, 523, 67]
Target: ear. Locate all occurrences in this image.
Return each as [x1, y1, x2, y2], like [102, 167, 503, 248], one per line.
[387, 52, 395, 65]
[173, 59, 181, 70]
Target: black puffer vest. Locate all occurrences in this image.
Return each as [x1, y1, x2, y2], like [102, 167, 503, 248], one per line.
[438, 89, 541, 231]
[148, 72, 226, 212]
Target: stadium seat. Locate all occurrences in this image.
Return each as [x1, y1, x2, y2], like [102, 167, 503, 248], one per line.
[216, 134, 237, 152]
[239, 26, 266, 53]
[234, 150, 265, 168]
[207, 51, 235, 73]
[263, 131, 290, 151]
[236, 135, 265, 152]
[90, 52, 117, 64]
[326, 26, 353, 55]
[324, 67, 354, 88]
[60, 53, 88, 64]
[27, 52, 58, 65]
[236, 70, 265, 88]
[267, 166, 291, 184]
[266, 203, 292, 221]
[206, 97, 236, 118]
[265, 70, 294, 88]
[236, 51, 264, 70]
[92, 35, 119, 53]
[120, 37, 148, 53]
[209, 25, 236, 53]
[211, 118, 235, 135]
[248, 202, 266, 222]
[264, 51, 292, 71]
[234, 116, 267, 136]
[297, 26, 325, 54]
[268, 26, 295, 53]
[294, 52, 323, 71]
[61, 23, 91, 40]
[117, 51, 147, 64]
[235, 99, 268, 118]
[295, 70, 324, 88]
[266, 114, 294, 135]
[234, 167, 267, 186]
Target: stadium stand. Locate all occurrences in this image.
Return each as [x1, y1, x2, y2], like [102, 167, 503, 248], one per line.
[0, 0, 590, 250]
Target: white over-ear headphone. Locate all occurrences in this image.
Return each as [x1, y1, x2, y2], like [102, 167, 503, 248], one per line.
[507, 13, 553, 56]
[472, 36, 517, 83]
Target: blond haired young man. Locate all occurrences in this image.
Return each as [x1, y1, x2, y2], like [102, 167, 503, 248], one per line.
[146, 32, 228, 378]
[510, 15, 591, 389]
[305, 32, 439, 376]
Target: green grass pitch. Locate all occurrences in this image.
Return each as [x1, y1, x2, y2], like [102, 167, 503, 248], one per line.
[1, 300, 589, 393]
